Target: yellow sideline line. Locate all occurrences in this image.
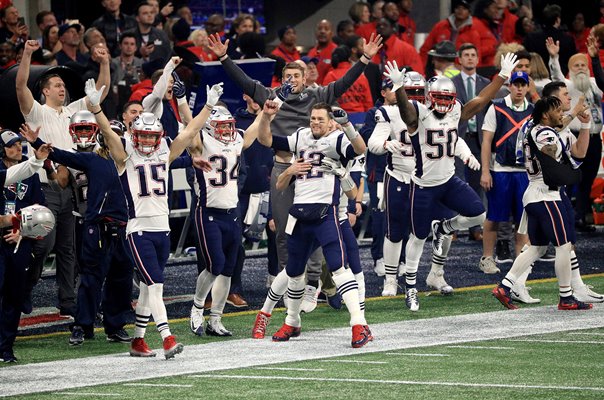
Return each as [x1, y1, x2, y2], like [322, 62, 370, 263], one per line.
[17, 273, 604, 341]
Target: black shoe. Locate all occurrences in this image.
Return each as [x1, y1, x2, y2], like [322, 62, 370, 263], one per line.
[576, 221, 596, 233]
[21, 295, 32, 314]
[69, 326, 85, 346]
[495, 240, 513, 263]
[327, 292, 342, 310]
[1, 350, 17, 363]
[107, 329, 132, 343]
[59, 307, 76, 318]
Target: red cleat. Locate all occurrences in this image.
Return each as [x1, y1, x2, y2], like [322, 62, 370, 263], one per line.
[364, 325, 374, 341]
[558, 296, 593, 310]
[352, 324, 372, 348]
[492, 285, 519, 310]
[162, 335, 184, 360]
[129, 338, 156, 357]
[252, 311, 271, 339]
[272, 323, 301, 342]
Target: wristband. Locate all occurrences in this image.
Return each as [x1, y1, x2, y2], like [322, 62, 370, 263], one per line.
[204, 104, 214, 110]
[342, 124, 359, 141]
[218, 53, 228, 61]
[93, 109, 102, 115]
[580, 122, 591, 130]
[273, 97, 284, 107]
[177, 96, 188, 106]
[361, 53, 371, 61]
[355, 201, 362, 204]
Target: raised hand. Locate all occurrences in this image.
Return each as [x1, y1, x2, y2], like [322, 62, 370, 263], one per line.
[587, 34, 599, 58]
[263, 99, 280, 115]
[34, 143, 52, 160]
[92, 44, 110, 64]
[161, 2, 174, 17]
[85, 78, 105, 107]
[331, 107, 349, 126]
[571, 95, 589, 118]
[19, 123, 40, 143]
[498, 52, 519, 80]
[206, 82, 224, 106]
[207, 33, 229, 57]
[24, 40, 40, 55]
[172, 71, 186, 99]
[362, 32, 383, 59]
[545, 37, 560, 58]
[383, 60, 406, 91]
[276, 77, 293, 101]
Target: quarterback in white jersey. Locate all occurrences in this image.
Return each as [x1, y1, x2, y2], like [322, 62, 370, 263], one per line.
[87, 76, 225, 360]
[188, 106, 263, 338]
[258, 101, 372, 348]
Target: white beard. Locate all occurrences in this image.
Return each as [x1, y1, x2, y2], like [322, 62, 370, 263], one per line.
[570, 71, 591, 93]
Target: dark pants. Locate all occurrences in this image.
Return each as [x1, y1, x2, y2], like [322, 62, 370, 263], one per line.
[367, 179, 384, 261]
[458, 131, 484, 236]
[576, 134, 602, 224]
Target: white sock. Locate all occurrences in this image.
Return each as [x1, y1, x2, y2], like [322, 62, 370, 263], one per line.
[147, 283, 171, 340]
[383, 237, 402, 277]
[284, 274, 305, 328]
[261, 269, 289, 315]
[134, 283, 151, 338]
[354, 272, 366, 317]
[570, 250, 584, 288]
[430, 234, 451, 274]
[503, 245, 545, 288]
[514, 244, 533, 286]
[404, 234, 425, 288]
[193, 269, 217, 308]
[554, 243, 572, 293]
[332, 267, 365, 326]
[210, 275, 231, 320]
[442, 213, 486, 233]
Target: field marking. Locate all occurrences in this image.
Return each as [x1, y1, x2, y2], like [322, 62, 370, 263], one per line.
[122, 383, 193, 388]
[447, 345, 515, 350]
[195, 374, 604, 392]
[3, 305, 604, 397]
[56, 393, 121, 397]
[255, 367, 326, 372]
[385, 353, 449, 357]
[320, 360, 388, 364]
[568, 332, 604, 336]
[507, 339, 603, 345]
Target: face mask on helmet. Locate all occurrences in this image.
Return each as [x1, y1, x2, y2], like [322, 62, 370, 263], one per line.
[69, 111, 99, 148]
[425, 76, 457, 113]
[131, 112, 163, 155]
[16, 204, 56, 239]
[404, 71, 426, 103]
[206, 107, 236, 144]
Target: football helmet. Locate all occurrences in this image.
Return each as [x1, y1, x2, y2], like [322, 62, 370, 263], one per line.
[17, 204, 55, 239]
[69, 111, 99, 148]
[205, 106, 236, 143]
[403, 71, 426, 103]
[131, 112, 163, 155]
[425, 76, 457, 113]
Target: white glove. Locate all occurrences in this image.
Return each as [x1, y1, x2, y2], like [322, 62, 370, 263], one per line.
[383, 61, 406, 91]
[498, 52, 519, 80]
[384, 140, 403, 154]
[206, 82, 224, 107]
[465, 154, 480, 171]
[331, 107, 349, 125]
[85, 79, 105, 107]
[317, 157, 346, 178]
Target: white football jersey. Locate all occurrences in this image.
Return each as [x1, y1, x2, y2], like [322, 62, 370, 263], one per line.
[197, 129, 243, 209]
[287, 127, 353, 205]
[337, 154, 364, 220]
[371, 105, 415, 183]
[410, 101, 462, 187]
[120, 138, 171, 234]
[522, 124, 562, 205]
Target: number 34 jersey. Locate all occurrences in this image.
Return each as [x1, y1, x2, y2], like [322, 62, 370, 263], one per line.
[196, 130, 243, 210]
[410, 100, 461, 187]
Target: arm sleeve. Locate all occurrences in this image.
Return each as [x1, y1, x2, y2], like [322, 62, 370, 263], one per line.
[359, 108, 377, 144]
[548, 55, 565, 82]
[271, 136, 291, 152]
[46, 148, 89, 171]
[367, 120, 391, 155]
[591, 55, 604, 92]
[319, 60, 366, 102]
[142, 60, 176, 117]
[221, 57, 271, 106]
[4, 157, 45, 185]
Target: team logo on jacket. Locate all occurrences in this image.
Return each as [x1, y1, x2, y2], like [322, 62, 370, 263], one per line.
[6, 183, 28, 200]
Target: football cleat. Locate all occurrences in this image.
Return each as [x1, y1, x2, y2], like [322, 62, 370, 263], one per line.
[252, 311, 271, 339]
[381, 276, 398, 297]
[492, 284, 518, 310]
[479, 256, 500, 274]
[364, 325, 374, 342]
[426, 268, 454, 295]
[190, 306, 205, 336]
[558, 296, 593, 310]
[351, 324, 372, 348]
[206, 317, 233, 337]
[272, 323, 301, 342]
[69, 326, 85, 346]
[163, 335, 184, 359]
[129, 338, 156, 357]
[572, 284, 604, 303]
[431, 220, 445, 256]
[405, 288, 419, 312]
[511, 284, 541, 304]
[374, 258, 385, 276]
[300, 283, 321, 313]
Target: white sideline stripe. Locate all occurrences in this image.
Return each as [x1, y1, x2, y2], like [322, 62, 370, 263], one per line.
[123, 383, 193, 388]
[56, 393, 121, 397]
[385, 353, 449, 357]
[568, 332, 604, 336]
[320, 360, 387, 364]
[255, 367, 326, 372]
[195, 374, 604, 392]
[2, 305, 604, 397]
[447, 345, 515, 350]
[507, 339, 604, 344]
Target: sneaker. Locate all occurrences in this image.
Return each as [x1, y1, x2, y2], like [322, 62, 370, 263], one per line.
[69, 326, 85, 346]
[492, 284, 518, 310]
[327, 292, 343, 310]
[351, 324, 372, 348]
[1, 350, 17, 363]
[426, 268, 454, 295]
[511, 284, 541, 304]
[226, 293, 248, 308]
[405, 288, 419, 311]
[129, 338, 156, 357]
[272, 323, 301, 342]
[558, 296, 593, 310]
[382, 276, 398, 296]
[206, 318, 233, 337]
[107, 329, 132, 343]
[190, 306, 205, 336]
[364, 325, 374, 341]
[573, 284, 604, 303]
[252, 311, 271, 339]
[374, 258, 385, 276]
[300, 283, 321, 313]
[163, 335, 184, 359]
[431, 220, 445, 256]
[495, 240, 513, 263]
[479, 256, 500, 274]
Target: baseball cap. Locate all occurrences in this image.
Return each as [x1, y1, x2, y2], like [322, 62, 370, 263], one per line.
[301, 55, 319, 65]
[58, 23, 82, 37]
[0, 129, 23, 148]
[381, 78, 394, 89]
[510, 71, 529, 84]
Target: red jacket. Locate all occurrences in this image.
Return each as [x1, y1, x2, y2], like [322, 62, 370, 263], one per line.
[419, 17, 482, 65]
[308, 41, 338, 85]
[355, 21, 377, 43]
[322, 61, 373, 113]
[371, 35, 424, 75]
[499, 8, 518, 44]
[398, 12, 416, 46]
[271, 44, 301, 63]
[472, 17, 499, 66]
[571, 29, 590, 55]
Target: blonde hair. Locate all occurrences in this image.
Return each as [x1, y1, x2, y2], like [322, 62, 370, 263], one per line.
[189, 29, 208, 47]
[494, 43, 525, 69]
[529, 52, 550, 80]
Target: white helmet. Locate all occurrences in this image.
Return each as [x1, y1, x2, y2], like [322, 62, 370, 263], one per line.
[17, 204, 55, 239]
[69, 110, 99, 148]
[205, 106, 236, 143]
[403, 71, 426, 103]
[425, 75, 457, 113]
[131, 112, 163, 155]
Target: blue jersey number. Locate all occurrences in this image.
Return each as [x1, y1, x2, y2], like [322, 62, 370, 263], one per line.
[209, 155, 240, 187]
[135, 163, 167, 197]
[298, 150, 324, 180]
[425, 129, 456, 159]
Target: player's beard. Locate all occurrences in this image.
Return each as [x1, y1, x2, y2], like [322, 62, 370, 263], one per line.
[570, 71, 591, 93]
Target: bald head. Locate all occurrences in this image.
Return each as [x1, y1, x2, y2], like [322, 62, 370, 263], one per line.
[315, 19, 333, 45]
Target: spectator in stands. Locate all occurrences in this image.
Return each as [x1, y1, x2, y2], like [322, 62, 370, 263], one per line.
[226, 13, 256, 59]
[427, 40, 461, 78]
[495, 0, 518, 43]
[189, 29, 214, 61]
[0, 41, 16, 71]
[334, 20, 356, 46]
[147, 0, 173, 28]
[323, 45, 373, 113]
[529, 52, 551, 95]
[349, 2, 371, 29]
[56, 23, 89, 67]
[356, 0, 384, 42]
[307, 19, 337, 85]
[419, 0, 481, 66]
[570, 13, 589, 54]
[120, 100, 143, 134]
[112, 32, 142, 112]
[130, 2, 172, 64]
[523, 4, 577, 76]
[300, 56, 320, 88]
[513, 16, 535, 44]
[172, 18, 205, 61]
[0, 5, 29, 46]
[92, 0, 137, 58]
[35, 10, 56, 45]
[271, 26, 300, 63]
[473, 0, 502, 66]
[82, 27, 107, 52]
[372, 17, 423, 75]
[204, 14, 225, 38]
[238, 31, 266, 59]
[397, 0, 415, 46]
[42, 24, 61, 55]
[177, 5, 193, 26]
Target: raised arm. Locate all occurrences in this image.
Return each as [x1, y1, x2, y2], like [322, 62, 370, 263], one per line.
[572, 109, 592, 158]
[385, 61, 418, 133]
[332, 108, 366, 155]
[546, 37, 565, 82]
[94, 45, 111, 102]
[172, 71, 193, 125]
[257, 100, 279, 148]
[169, 83, 224, 163]
[587, 34, 604, 92]
[143, 57, 181, 117]
[16, 40, 39, 116]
